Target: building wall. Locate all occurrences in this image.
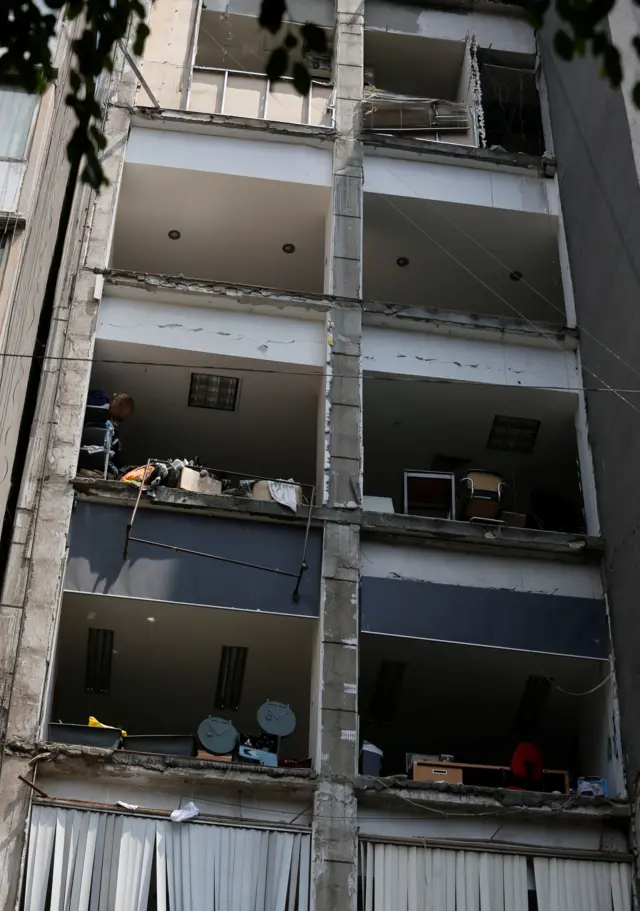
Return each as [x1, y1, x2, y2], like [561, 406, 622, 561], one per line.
[540, 7, 640, 790]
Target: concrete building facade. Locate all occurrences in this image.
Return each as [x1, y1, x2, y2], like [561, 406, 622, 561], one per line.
[0, 0, 637, 908]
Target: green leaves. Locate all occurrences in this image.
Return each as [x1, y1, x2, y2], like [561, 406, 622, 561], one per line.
[266, 46, 288, 82]
[259, 0, 286, 35]
[292, 61, 311, 95]
[260, 0, 330, 95]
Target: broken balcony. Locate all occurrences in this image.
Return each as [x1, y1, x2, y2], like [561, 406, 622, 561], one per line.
[478, 50, 545, 157]
[189, 12, 333, 126]
[48, 591, 316, 767]
[363, 379, 587, 534]
[363, 30, 478, 146]
[358, 633, 622, 796]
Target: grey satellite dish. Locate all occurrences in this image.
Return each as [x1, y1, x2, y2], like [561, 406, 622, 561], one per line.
[197, 716, 239, 755]
[257, 701, 296, 738]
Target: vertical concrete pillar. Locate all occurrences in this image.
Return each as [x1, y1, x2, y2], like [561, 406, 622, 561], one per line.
[0, 63, 136, 909]
[313, 1, 364, 908]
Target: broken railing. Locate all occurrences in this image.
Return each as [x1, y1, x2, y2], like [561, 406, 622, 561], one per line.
[362, 88, 477, 145]
[123, 460, 316, 602]
[188, 66, 335, 127]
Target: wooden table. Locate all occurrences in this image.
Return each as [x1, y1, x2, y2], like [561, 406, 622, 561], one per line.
[412, 759, 570, 794]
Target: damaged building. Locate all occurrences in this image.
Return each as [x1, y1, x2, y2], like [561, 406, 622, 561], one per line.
[0, 0, 638, 907]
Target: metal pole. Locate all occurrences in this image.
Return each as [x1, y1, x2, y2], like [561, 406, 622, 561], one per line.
[123, 458, 150, 559]
[292, 485, 315, 602]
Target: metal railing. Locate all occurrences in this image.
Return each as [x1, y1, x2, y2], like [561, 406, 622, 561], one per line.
[188, 66, 335, 128]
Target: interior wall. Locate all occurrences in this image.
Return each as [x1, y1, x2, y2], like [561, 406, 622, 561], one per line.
[53, 594, 315, 758]
[359, 634, 611, 784]
[138, 0, 198, 108]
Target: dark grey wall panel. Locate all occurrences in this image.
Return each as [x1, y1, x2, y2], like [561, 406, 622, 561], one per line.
[361, 577, 608, 659]
[65, 500, 321, 616]
[540, 17, 640, 771]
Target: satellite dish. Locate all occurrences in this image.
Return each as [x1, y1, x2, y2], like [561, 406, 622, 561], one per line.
[197, 716, 239, 755]
[257, 701, 296, 738]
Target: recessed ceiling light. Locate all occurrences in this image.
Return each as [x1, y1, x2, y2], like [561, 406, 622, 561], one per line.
[396, 257, 409, 267]
[147, 617, 156, 623]
[282, 243, 295, 254]
[168, 230, 181, 240]
[509, 270, 523, 282]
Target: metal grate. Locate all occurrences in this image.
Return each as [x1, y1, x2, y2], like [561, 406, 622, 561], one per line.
[188, 373, 239, 411]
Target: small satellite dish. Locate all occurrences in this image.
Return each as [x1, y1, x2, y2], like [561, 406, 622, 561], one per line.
[197, 716, 239, 755]
[257, 701, 296, 738]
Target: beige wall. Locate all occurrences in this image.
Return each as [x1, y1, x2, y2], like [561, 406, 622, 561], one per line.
[138, 0, 199, 108]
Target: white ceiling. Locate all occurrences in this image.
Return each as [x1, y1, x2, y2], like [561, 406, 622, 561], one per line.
[363, 378, 583, 526]
[363, 195, 564, 322]
[364, 31, 466, 100]
[112, 165, 329, 294]
[54, 593, 315, 758]
[359, 633, 607, 775]
[92, 340, 321, 485]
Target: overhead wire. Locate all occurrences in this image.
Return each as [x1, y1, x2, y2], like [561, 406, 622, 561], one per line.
[377, 171, 640, 418]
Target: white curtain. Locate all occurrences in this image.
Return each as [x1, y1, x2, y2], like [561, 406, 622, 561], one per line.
[360, 842, 528, 911]
[0, 85, 37, 159]
[160, 820, 309, 911]
[533, 857, 632, 911]
[26, 807, 311, 911]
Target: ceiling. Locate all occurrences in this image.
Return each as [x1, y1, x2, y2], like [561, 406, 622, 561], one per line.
[54, 593, 315, 758]
[365, 30, 466, 101]
[363, 195, 564, 322]
[92, 340, 322, 485]
[363, 378, 583, 527]
[359, 633, 608, 776]
[111, 165, 329, 294]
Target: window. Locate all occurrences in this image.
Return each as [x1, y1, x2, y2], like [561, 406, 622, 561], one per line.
[188, 372, 240, 411]
[0, 83, 38, 159]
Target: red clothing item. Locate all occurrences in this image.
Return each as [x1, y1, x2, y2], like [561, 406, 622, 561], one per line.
[510, 742, 543, 782]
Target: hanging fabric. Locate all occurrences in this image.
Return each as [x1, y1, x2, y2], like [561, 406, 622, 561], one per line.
[533, 856, 632, 911]
[360, 841, 527, 911]
[26, 806, 311, 911]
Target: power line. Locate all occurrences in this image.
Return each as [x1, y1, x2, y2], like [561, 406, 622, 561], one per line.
[2, 347, 640, 395]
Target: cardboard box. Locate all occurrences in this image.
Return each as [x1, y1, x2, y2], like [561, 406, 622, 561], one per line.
[196, 750, 233, 762]
[412, 761, 463, 785]
[198, 475, 222, 496]
[251, 479, 302, 504]
[178, 467, 201, 492]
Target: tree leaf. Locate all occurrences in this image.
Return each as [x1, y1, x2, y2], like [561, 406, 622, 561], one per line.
[603, 42, 622, 84]
[633, 81, 640, 107]
[259, 0, 286, 35]
[284, 32, 298, 49]
[266, 46, 288, 82]
[300, 22, 327, 54]
[554, 29, 575, 60]
[132, 22, 150, 56]
[292, 60, 311, 95]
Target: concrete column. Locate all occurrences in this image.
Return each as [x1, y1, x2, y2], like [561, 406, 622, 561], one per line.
[0, 66, 136, 909]
[313, 2, 364, 907]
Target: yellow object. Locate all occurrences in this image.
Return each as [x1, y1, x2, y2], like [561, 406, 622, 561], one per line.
[89, 716, 127, 738]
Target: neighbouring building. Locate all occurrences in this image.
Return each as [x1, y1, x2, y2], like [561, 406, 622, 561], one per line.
[0, 0, 636, 907]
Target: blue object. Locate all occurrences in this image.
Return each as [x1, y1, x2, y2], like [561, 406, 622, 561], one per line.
[238, 746, 278, 767]
[577, 777, 607, 797]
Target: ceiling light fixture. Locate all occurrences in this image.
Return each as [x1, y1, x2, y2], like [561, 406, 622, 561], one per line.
[188, 372, 240, 411]
[487, 415, 541, 454]
[509, 270, 523, 282]
[85, 628, 114, 694]
[396, 257, 410, 267]
[215, 645, 248, 711]
[168, 229, 181, 240]
[147, 616, 156, 623]
[367, 660, 406, 724]
[282, 243, 295, 254]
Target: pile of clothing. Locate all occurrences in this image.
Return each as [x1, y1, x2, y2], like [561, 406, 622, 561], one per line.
[119, 459, 207, 488]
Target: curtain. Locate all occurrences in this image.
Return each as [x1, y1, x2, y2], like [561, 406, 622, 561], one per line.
[26, 807, 311, 911]
[533, 857, 632, 911]
[0, 85, 37, 159]
[360, 841, 527, 911]
[160, 820, 309, 911]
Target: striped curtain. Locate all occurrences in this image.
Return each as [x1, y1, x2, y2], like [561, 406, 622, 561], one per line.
[533, 857, 632, 911]
[360, 841, 529, 911]
[359, 842, 633, 911]
[25, 806, 311, 911]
